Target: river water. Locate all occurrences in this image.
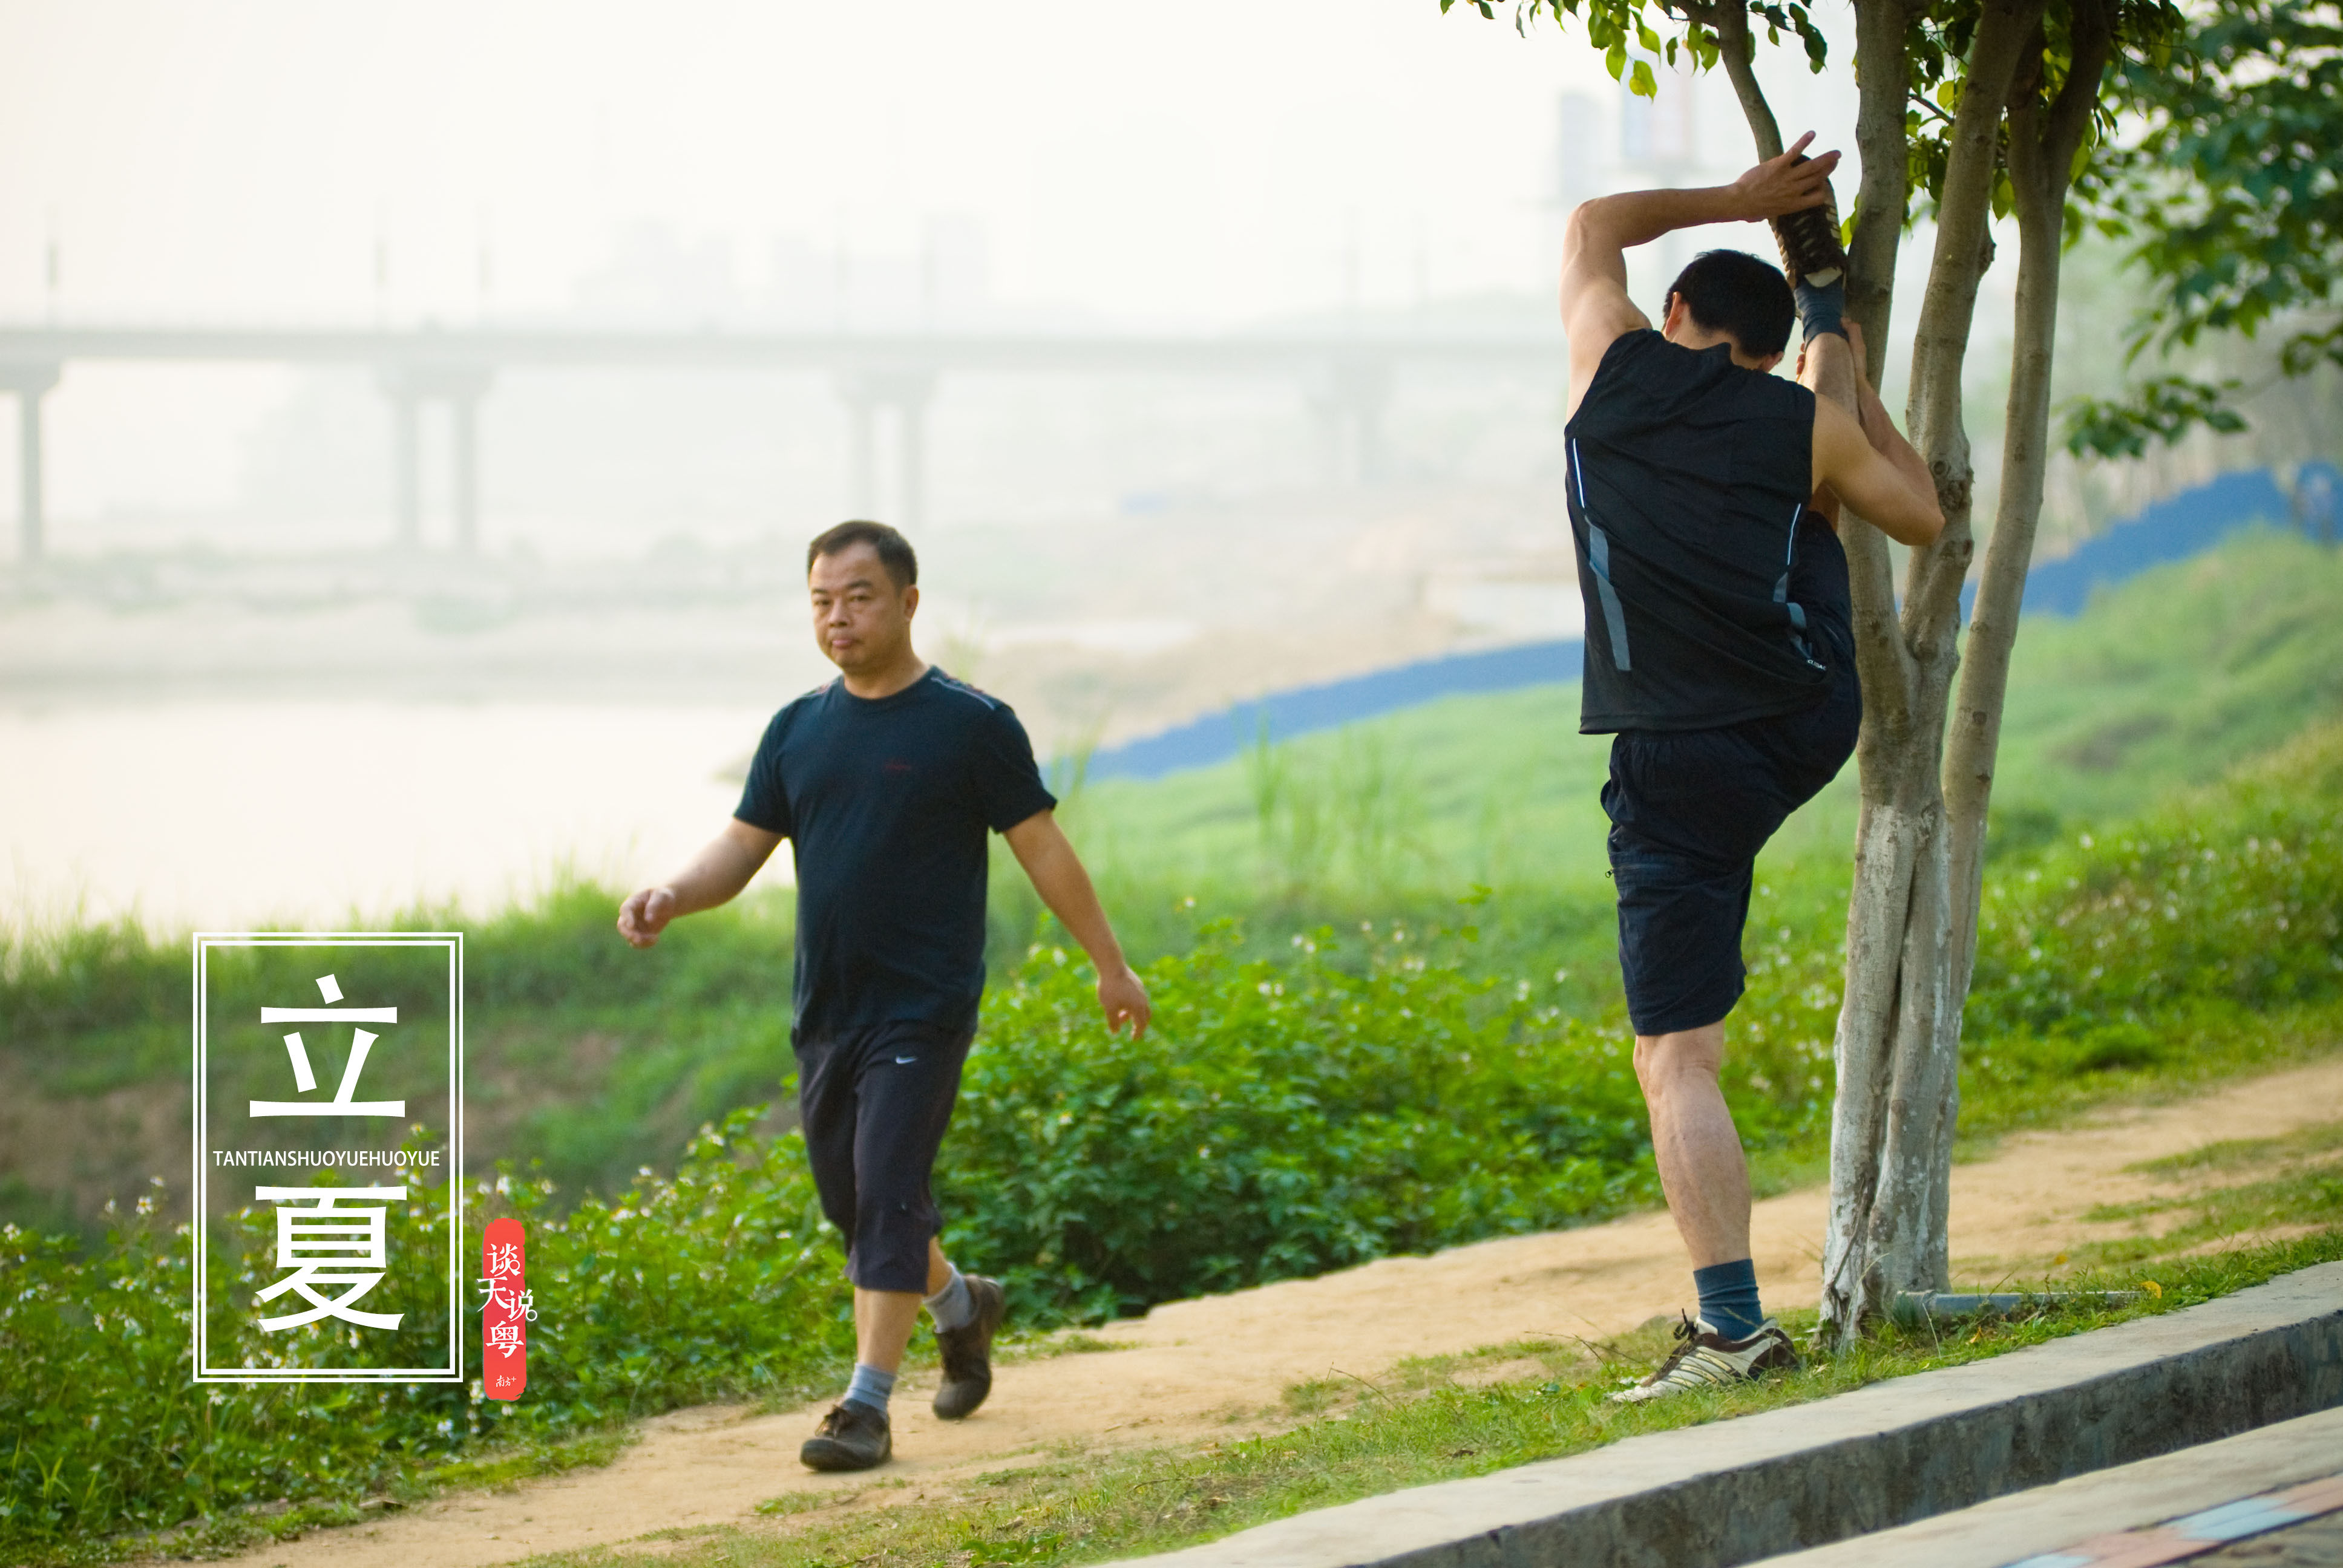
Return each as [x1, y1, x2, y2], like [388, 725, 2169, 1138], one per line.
[1, 701, 793, 936]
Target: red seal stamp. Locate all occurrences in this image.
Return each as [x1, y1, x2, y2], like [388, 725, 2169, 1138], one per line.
[479, 1217, 529, 1400]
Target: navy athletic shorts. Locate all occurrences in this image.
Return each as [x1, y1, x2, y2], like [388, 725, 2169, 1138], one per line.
[795, 1018, 975, 1293]
[1602, 656, 1860, 1036]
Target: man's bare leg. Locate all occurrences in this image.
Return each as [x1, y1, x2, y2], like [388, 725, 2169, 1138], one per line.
[850, 1237, 954, 1375]
[807, 1239, 955, 1468]
[1633, 1023, 1750, 1267]
[1798, 322, 1859, 413]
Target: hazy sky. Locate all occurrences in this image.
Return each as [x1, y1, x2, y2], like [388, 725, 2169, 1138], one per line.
[0, 0, 1858, 327]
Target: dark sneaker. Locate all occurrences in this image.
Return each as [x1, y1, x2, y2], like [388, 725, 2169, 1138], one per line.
[1769, 155, 1847, 289]
[799, 1401, 891, 1471]
[1607, 1313, 1801, 1404]
[932, 1274, 1006, 1420]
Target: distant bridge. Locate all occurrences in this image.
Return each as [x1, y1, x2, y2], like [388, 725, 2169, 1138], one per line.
[0, 321, 1566, 563]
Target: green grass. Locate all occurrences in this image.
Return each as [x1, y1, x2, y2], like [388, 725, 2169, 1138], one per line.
[3, 530, 2337, 1236]
[523, 1234, 2343, 1568]
[0, 878, 805, 1221]
[2074, 1117, 2343, 1264]
[2, 531, 2340, 1559]
[2130, 1119, 2343, 1177]
[1020, 527, 2343, 961]
[0, 1116, 856, 1561]
[15, 1427, 637, 1568]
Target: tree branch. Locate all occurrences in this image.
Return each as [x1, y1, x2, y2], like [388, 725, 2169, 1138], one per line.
[1899, 0, 2039, 658]
[1840, 0, 1924, 753]
[1944, 0, 2117, 998]
[1703, 3, 1785, 159]
[2037, 0, 2114, 181]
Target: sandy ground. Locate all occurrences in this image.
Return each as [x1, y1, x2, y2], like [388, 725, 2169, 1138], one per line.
[206, 1058, 2343, 1568]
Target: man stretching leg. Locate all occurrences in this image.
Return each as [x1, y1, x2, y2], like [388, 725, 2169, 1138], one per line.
[1556, 135, 1944, 1399]
[618, 520, 1151, 1467]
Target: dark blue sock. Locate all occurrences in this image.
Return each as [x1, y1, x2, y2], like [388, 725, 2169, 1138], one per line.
[1794, 276, 1846, 341]
[1693, 1258, 1765, 1342]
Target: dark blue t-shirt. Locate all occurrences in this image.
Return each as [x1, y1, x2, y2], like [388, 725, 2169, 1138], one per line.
[734, 667, 1057, 1040]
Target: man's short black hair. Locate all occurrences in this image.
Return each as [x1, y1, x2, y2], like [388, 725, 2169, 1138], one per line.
[806, 519, 917, 589]
[1665, 250, 1795, 361]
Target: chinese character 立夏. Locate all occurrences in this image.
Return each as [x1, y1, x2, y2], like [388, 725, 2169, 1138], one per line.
[250, 973, 405, 1118]
[252, 1184, 407, 1331]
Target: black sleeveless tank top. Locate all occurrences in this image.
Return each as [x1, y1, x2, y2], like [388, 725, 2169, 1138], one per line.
[1564, 330, 1851, 734]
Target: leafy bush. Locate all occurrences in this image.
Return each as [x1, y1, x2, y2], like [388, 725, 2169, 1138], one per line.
[0, 1112, 850, 1553]
[947, 914, 1653, 1324]
[7, 720, 2343, 1555]
[1972, 719, 2343, 1036]
[957, 719, 2343, 1326]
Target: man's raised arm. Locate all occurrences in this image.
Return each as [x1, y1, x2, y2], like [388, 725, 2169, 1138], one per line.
[1562, 132, 1842, 416]
[1805, 322, 1945, 547]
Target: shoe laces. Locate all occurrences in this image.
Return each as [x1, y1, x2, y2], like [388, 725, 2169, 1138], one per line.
[1643, 1311, 1703, 1382]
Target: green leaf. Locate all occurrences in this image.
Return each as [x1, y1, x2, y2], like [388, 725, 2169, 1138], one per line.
[2060, 374, 2250, 460]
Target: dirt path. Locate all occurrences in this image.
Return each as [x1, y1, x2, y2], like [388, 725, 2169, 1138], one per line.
[213, 1059, 2343, 1568]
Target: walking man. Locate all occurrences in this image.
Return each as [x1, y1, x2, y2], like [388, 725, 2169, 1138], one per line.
[617, 519, 1152, 1469]
[1558, 136, 1944, 1399]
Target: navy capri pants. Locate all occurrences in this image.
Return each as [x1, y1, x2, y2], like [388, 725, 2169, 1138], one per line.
[794, 1018, 975, 1294]
[1602, 655, 1860, 1036]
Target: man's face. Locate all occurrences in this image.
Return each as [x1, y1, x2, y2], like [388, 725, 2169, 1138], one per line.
[808, 543, 917, 674]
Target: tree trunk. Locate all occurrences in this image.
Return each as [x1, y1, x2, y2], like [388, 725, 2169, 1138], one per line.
[1692, 0, 2102, 1341]
[1945, 1, 2116, 1001]
[1817, 0, 2043, 1342]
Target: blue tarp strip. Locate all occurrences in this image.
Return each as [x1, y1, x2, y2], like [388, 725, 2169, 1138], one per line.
[1083, 462, 2338, 783]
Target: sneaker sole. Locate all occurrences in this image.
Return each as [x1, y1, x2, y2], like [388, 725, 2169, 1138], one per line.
[799, 1437, 891, 1472]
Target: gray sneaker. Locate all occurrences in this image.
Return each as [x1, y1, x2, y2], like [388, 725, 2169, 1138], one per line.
[799, 1400, 891, 1471]
[1607, 1313, 1801, 1404]
[932, 1274, 1006, 1420]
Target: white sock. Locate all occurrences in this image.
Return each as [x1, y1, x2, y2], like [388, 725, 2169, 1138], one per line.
[925, 1267, 975, 1331]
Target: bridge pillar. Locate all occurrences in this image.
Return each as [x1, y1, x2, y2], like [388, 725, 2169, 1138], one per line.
[844, 388, 879, 518]
[834, 370, 937, 528]
[1307, 357, 1392, 487]
[379, 362, 493, 552]
[2, 362, 62, 566]
[389, 384, 421, 550]
[450, 390, 481, 554]
[897, 389, 929, 531]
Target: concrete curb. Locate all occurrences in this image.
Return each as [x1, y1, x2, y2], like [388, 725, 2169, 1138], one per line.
[1751, 1405, 2343, 1567]
[1113, 1261, 2343, 1568]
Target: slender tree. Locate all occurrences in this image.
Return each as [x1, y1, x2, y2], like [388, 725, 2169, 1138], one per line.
[1451, 0, 2174, 1336]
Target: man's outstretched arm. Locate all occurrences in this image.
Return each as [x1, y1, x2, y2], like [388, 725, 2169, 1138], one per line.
[617, 818, 784, 949]
[1562, 132, 1842, 416]
[1002, 810, 1152, 1037]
